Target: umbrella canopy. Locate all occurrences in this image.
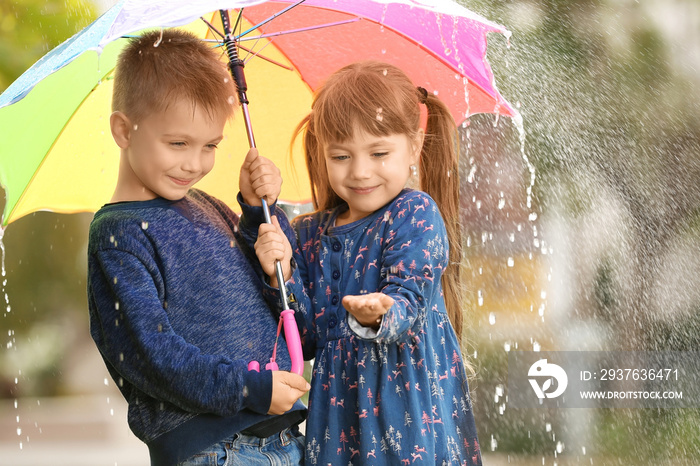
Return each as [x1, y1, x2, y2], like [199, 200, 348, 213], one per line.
[0, 0, 515, 227]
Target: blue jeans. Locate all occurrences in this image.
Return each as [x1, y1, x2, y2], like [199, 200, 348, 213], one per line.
[178, 427, 304, 466]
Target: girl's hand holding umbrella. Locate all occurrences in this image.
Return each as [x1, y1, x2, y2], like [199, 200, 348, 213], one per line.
[255, 216, 292, 288]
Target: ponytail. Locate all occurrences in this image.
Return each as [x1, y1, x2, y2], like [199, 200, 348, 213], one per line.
[418, 89, 465, 341]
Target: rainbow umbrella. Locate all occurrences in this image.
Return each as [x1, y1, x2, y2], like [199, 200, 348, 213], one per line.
[0, 0, 515, 227]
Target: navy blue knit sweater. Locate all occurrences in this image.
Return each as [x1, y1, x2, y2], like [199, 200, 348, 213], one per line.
[87, 189, 305, 465]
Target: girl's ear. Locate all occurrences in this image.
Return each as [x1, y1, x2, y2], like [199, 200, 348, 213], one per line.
[110, 111, 131, 149]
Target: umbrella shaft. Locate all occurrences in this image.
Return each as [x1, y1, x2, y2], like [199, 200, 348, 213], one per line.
[241, 101, 256, 148]
[219, 9, 288, 310]
[262, 197, 291, 310]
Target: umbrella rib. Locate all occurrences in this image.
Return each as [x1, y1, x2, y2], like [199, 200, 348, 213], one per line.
[238, 18, 361, 42]
[235, 0, 307, 40]
[200, 16, 224, 40]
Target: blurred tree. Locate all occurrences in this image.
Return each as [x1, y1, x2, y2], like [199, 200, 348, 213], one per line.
[0, 0, 97, 90]
[1, 0, 97, 397]
[464, 0, 700, 462]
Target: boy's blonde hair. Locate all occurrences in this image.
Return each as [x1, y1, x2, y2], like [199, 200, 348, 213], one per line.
[295, 61, 465, 338]
[112, 29, 237, 123]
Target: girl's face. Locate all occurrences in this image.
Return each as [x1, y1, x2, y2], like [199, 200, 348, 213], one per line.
[324, 125, 422, 225]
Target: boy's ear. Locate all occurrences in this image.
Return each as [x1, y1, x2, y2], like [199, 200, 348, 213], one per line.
[110, 111, 131, 149]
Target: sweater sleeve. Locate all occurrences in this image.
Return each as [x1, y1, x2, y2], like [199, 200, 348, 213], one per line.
[88, 246, 273, 416]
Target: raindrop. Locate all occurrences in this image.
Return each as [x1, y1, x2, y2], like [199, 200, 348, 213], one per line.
[467, 165, 477, 183]
[104, 378, 109, 385]
[533, 341, 541, 352]
[381, 48, 386, 55]
[141, 221, 149, 230]
[228, 96, 236, 105]
[133, 124, 139, 131]
[376, 107, 383, 121]
[504, 342, 511, 351]
[490, 435, 497, 451]
[507, 257, 514, 267]
[546, 423, 552, 432]
[488, 312, 495, 325]
[382, 69, 388, 76]
[498, 198, 506, 210]
[153, 29, 164, 47]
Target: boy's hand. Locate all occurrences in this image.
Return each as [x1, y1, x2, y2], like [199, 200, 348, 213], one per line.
[343, 293, 394, 330]
[254, 216, 292, 287]
[268, 371, 310, 415]
[239, 148, 282, 207]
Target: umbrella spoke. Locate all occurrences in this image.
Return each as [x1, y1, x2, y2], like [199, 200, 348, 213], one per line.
[239, 41, 294, 71]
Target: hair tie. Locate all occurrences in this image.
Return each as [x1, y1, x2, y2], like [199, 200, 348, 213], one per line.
[417, 86, 429, 104]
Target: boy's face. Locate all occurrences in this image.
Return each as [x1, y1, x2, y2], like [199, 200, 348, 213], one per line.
[116, 98, 226, 202]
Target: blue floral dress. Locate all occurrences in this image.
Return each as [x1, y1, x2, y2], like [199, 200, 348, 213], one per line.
[281, 189, 482, 465]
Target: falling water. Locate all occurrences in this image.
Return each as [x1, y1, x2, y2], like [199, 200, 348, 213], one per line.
[1, 227, 22, 450]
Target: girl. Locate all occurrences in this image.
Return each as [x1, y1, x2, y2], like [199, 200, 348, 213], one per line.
[256, 61, 481, 465]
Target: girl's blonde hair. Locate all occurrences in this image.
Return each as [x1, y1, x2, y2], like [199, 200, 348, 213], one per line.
[294, 61, 464, 338]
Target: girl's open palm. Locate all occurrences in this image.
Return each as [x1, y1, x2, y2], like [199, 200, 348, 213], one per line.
[342, 293, 394, 329]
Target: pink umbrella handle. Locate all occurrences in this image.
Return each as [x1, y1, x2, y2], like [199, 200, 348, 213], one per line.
[247, 307, 304, 375]
[281, 308, 304, 375]
[220, 9, 304, 377]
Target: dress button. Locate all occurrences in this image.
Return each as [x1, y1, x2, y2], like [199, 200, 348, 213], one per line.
[328, 316, 338, 328]
[332, 242, 342, 252]
[331, 295, 339, 305]
[332, 270, 340, 280]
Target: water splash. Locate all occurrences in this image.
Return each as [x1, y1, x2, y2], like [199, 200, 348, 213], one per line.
[153, 28, 164, 47]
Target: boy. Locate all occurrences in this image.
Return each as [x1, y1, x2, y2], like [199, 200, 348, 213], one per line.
[87, 29, 308, 465]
